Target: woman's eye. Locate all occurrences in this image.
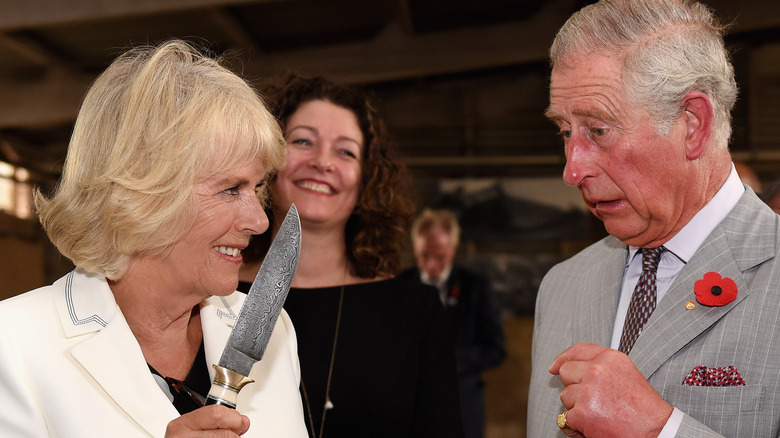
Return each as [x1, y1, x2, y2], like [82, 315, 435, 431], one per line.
[340, 149, 358, 159]
[223, 186, 240, 196]
[592, 128, 606, 136]
[558, 130, 571, 139]
[290, 138, 311, 146]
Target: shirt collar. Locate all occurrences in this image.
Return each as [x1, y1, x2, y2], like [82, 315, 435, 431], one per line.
[627, 162, 744, 264]
[420, 265, 452, 286]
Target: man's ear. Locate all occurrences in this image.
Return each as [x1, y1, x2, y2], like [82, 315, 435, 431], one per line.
[681, 91, 713, 160]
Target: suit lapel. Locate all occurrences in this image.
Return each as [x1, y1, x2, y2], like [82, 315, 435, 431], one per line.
[629, 192, 776, 377]
[58, 271, 245, 435]
[445, 267, 462, 311]
[71, 310, 177, 436]
[575, 237, 628, 346]
[446, 268, 459, 293]
[629, 228, 749, 376]
[200, 293, 243, 381]
[59, 270, 177, 436]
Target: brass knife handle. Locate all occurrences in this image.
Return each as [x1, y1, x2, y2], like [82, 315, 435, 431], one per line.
[204, 364, 255, 409]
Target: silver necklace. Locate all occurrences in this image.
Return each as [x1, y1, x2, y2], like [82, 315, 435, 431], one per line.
[301, 283, 344, 438]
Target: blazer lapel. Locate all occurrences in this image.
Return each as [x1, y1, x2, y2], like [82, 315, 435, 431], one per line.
[59, 270, 177, 436]
[71, 310, 177, 436]
[445, 268, 462, 311]
[629, 192, 776, 377]
[200, 293, 243, 382]
[54, 271, 249, 436]
[574, 237, 628, 346]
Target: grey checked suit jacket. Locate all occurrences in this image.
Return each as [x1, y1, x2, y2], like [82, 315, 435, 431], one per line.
[528, 189, 780, 438]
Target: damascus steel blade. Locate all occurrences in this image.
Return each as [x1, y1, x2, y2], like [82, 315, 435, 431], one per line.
[219, 203, 301, 376]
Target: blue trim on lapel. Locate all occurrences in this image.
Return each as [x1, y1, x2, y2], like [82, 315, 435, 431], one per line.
[216, 296, 238, 322]
[65, 271, 107, 327]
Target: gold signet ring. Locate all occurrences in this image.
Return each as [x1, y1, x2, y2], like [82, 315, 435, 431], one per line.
[556, 409, 570, 430]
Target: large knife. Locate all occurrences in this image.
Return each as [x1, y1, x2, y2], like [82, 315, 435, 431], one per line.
[205, 203, 301, 409]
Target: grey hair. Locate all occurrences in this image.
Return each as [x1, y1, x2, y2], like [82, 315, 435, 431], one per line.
[550, 0, 737, 148]
[411, 208, 461, 248]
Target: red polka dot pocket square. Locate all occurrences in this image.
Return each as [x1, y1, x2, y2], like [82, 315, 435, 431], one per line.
[682, 365, 746, 387]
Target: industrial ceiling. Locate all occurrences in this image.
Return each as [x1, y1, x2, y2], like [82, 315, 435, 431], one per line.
[3, 0, 780, 188]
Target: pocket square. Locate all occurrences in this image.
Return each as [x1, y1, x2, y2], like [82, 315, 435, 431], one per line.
[682, 365, 746, 387]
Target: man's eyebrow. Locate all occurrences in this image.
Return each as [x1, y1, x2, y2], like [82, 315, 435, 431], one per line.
[544, 108, 563, 122]
[543, 107, 620, 126]
[574, 108, 620, 125]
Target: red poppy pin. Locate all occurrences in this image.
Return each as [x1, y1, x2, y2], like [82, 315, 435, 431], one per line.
[446, 285, 460, 306]
[694, 272, 737, 307]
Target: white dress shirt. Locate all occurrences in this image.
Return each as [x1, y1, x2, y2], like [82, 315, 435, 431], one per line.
[420, 265, 453, 305]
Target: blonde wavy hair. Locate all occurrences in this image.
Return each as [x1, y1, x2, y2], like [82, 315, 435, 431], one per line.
[35, 40, 285, 280]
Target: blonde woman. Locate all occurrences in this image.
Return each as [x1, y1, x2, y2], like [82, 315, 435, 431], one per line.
[0, 40, 307, 437]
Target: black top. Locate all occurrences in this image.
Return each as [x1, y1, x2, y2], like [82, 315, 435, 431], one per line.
[148, 340, 210, 414]
[241, 276, 464, 438]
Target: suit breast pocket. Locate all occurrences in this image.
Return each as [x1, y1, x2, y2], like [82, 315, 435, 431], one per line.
[663, 384, 765, 437]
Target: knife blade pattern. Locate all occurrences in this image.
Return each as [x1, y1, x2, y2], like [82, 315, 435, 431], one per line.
[225, 204, 301, 375]
[205, 204, 301, 409]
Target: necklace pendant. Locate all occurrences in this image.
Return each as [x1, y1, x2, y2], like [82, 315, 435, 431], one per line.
[324, 399, 334, 410]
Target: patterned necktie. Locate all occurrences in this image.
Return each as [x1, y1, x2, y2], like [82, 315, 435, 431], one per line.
[618, 246, 664, 354]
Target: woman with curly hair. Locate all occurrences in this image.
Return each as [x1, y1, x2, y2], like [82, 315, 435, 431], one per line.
[238, 74, 463, 438]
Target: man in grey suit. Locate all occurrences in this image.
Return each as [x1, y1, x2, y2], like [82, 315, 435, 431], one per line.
[528, 0, 780, 437]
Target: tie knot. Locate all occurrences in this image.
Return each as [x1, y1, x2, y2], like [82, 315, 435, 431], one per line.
[641, 246, 664, 270]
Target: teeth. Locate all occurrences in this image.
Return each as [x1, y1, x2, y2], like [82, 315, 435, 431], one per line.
[215, 246, 240, 257]
[297, 181, 333, 194]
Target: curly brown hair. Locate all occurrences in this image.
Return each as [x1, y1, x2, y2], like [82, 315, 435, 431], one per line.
[251, 73, 415, 278]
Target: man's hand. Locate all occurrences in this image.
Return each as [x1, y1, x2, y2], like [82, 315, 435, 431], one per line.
[165, 405, 250, 437]
[550, 343, 673, 438]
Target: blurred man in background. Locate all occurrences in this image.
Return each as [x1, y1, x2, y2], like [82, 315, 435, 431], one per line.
[402, 208, 506, 438]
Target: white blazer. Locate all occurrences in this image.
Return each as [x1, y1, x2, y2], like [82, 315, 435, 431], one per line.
[0, 268, 308, 437]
